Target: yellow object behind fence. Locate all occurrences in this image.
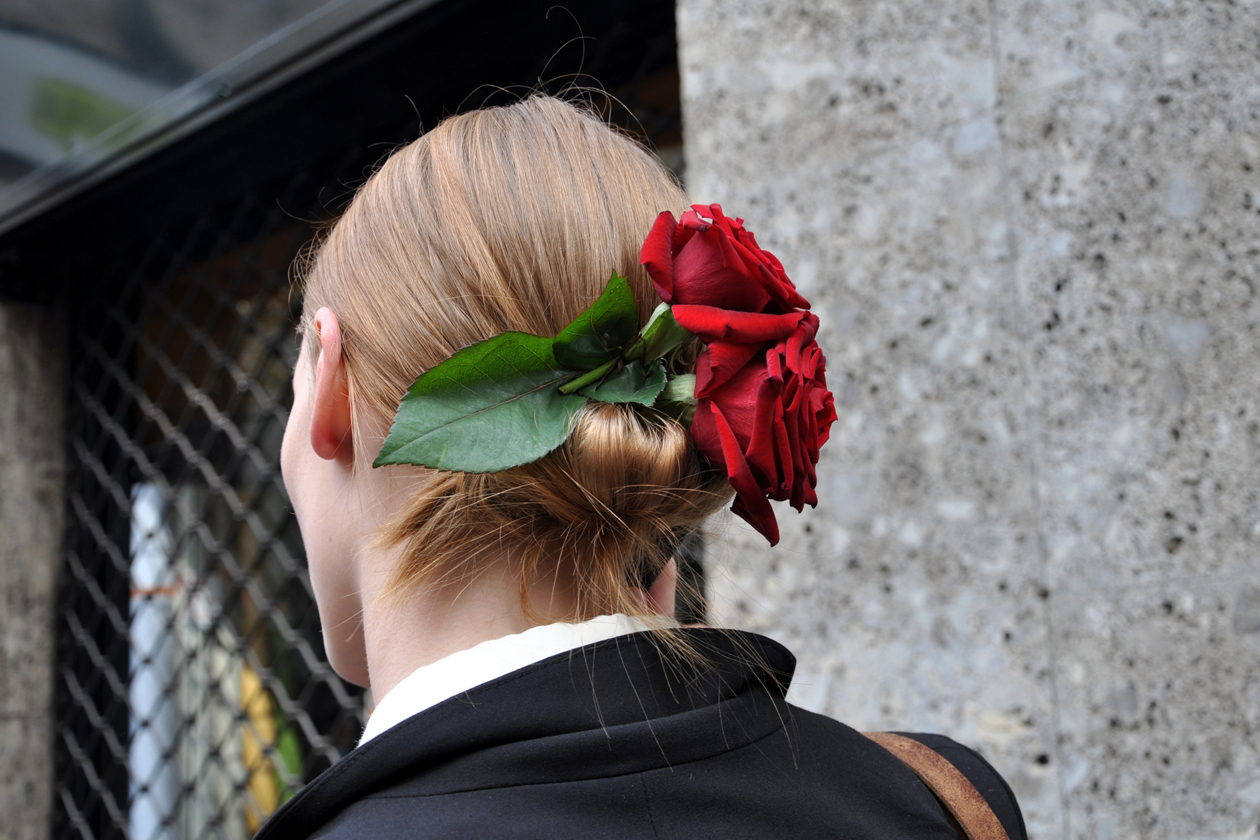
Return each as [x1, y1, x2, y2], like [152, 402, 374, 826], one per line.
[241, 665, 280, 833]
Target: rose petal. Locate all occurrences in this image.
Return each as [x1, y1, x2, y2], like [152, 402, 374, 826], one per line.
[814, 388, 837, 450]
[640, 211, 679, 303]
[689, 396, 722, 466]
[704, 402, 780, 546]
[697, 353, 769, 443]
[672, 306, 809, 344]
[787, 313, 820, 360]
[744, 364, 785, 491]
[769, 349, 797, 502]
[746, 230, 784, 273]
[689, 204, 720, 226]
[762, 277, 806, 313]
[670, 226, 774, 312]
[783, 381, 810, 510]
[680, 208, 713, 232]
[695, 342, 761, 397]
[770, 408, 793, 502]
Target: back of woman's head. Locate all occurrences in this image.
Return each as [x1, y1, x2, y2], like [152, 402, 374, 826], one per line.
[300, 95, 732, 620]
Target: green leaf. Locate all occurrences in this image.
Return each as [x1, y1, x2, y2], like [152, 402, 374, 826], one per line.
[652, 373, 698, 426]
[553, 271, 639, 370]
[583, 360, 668, 406]
[643, 302, 671, 332]
[658, 373, 697, 405]
[374, 332, 587, 473]
[631, 302, 694, 362]
[644, 305, 694, 360]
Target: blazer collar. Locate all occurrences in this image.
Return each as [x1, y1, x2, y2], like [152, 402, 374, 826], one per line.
[256, 628, 796, 840]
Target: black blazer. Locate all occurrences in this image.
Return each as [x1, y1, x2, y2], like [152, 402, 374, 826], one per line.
[257, 629, 1025, 839]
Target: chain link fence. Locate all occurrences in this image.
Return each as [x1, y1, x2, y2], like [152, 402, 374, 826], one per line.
[52, 41, 687, 840]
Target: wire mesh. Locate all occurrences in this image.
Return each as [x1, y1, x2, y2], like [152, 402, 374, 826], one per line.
[52, 47, 688, 840]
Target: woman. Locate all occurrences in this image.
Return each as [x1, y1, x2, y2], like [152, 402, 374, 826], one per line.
[264, 95, 1024, 839]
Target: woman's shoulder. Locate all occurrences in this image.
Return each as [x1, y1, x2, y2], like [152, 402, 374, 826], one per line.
[882, 731, 1026, 840]
[788, 707, 1027, 840]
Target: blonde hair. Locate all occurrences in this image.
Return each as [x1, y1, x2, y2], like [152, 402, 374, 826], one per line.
[299, 96, 732, 622]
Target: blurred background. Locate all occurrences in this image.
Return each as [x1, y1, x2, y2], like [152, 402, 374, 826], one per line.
[0, 1, 1255, 839]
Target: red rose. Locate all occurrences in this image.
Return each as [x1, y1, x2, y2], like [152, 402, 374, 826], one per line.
[690, 314, 837, 545]
[641, 204, 810, 317]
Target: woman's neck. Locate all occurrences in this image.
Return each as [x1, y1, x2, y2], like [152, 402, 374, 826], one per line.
[355, 541, 579, 701]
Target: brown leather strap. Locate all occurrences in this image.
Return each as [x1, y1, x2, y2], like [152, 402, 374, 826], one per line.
[863, 732, 1010, 840]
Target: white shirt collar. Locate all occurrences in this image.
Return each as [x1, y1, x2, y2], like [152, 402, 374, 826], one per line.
[358, 613, 664, 746]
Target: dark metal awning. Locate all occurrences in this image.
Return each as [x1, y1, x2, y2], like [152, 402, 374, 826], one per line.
[0, 0, 441, 236]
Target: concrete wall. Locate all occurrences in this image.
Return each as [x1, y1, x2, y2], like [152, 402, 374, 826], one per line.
[679, 2, 1260, 839]
[0, 304, 64, 840]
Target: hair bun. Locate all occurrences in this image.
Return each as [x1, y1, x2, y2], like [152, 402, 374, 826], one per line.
[501, 401, 730, 610]
[376, 402, 731, 620]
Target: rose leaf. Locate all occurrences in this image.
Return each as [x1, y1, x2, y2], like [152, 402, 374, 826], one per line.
[374, 331, 586, 473]
[657, 372, 697, 405]
[636, 303, 694, 361]
[582, 360, 668, 406]
[652, 372, 698, 425]
[553, 271, 639, 370]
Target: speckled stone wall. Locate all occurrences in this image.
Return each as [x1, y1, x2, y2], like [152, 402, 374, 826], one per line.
[0, 304, 64, 840]
[677, 2, 1260, 838]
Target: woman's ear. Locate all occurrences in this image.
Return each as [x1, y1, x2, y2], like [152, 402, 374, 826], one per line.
[310, 307, 354, 466]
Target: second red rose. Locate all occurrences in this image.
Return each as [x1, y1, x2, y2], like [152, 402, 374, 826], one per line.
[689, 314, 836, 545]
